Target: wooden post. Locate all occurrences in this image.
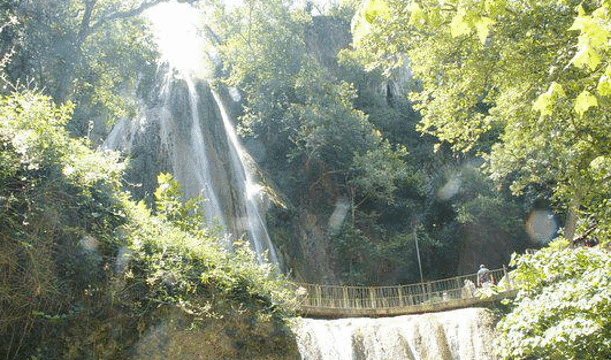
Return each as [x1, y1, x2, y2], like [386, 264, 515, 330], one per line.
[398, 285, 403, 306]
[315, 285, 322, 307]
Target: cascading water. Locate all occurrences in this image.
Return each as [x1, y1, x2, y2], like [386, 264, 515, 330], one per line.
[104, 2, 277, 264]
[293, 307, 499, 360]
[211, 89, 278, 263]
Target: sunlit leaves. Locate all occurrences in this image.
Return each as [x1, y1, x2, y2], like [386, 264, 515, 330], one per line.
[562, 3, 611, 118]
[407, 2, 425, 28]
[362, 0, 391, 23]
[597, 75, 611, 96]
[574, 90, 598, 117]
[474, 16, 495, 44]
[448, 7, 495, 45]
[569, 5, 609, 71]
[351, 0, 611, 245]
[533, 82, 566, 117]
[497, 242, 611, 359]
[450, 9, 471, 38]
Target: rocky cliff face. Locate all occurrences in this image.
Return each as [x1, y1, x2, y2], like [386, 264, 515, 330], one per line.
[105, 66, 278, 264]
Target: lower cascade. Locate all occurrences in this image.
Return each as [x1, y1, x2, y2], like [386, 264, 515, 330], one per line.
[293, 308, 498, 360]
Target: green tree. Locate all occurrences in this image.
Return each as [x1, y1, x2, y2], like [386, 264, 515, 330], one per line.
[208, 0, 409, 212]
[1, 0, 191, 138]
[351, 0, 611, 243]
[0, 89, 294, 359]
[207, 0, 529, 284]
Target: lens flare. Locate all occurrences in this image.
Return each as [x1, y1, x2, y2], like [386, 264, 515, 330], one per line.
[525, 210, 557, 244]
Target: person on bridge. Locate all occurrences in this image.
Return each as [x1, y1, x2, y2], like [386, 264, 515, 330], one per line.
[477, 264, 491, 287]
[462, 279, 476, 298]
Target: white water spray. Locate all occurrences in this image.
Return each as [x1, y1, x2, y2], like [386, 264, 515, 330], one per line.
[212, 90, 278, 264]
[294, 307, 499, 360]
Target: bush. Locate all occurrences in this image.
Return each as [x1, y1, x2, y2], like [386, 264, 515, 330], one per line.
[496, 239, 611, 360]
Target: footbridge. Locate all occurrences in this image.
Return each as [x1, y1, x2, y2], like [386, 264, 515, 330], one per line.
[295, 268, 517, 318]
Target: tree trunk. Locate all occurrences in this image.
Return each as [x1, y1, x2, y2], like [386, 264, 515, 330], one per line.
[565, 195, 581, 244]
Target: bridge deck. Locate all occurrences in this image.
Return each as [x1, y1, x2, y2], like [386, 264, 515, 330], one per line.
[295, 268, 516, 318]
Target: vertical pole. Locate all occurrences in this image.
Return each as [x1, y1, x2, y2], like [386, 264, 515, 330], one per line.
[414, 222, 424, 285]
[456, 277, 462, 299]
[315, 285, 322, 307]
[398, 285, 403, 306]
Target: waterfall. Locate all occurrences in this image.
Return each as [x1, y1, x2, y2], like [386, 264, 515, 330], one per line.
[161, 72, 226, 228]
[294, 308, 499, 360]
[104, 64, 278, 264]
[211, 90, 278, 264]
[102, 1, 279, 264]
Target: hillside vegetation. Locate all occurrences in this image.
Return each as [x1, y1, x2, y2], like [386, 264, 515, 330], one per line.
[0, 91, 296, 359]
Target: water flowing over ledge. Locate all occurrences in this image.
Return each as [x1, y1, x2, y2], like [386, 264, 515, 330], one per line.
[293, 307, 499, 360]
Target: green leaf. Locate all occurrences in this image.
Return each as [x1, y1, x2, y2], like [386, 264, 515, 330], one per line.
[533, 93, 552, 116]
[475, 16, 495, 44]
[571, 41, 601, 71]
[574, 90, 598, 117]
[363, 0, 391, 23]
[598, 76, 611, 96]
[407, 2, 426, 29]
[450, 9, 472, 38]
[589, 155, 610, 177]
[549, 82, 566, 99]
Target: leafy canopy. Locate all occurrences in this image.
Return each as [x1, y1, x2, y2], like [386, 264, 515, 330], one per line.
[352, 0, 611, 241]
[497, 240, 611, 359]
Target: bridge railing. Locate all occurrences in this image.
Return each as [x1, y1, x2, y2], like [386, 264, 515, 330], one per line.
[297, 268, 509, 310]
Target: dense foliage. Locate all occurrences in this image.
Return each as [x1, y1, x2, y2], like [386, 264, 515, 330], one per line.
[353, 0, 611, 243]
[0, 91, 294, 359]
[352, 0, 611, 358]
[497, 240, 611, 359]
[204, 0, 530, 284]
[0, 0, 170, 138]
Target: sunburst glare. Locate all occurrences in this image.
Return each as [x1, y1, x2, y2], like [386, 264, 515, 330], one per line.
[146, 1, 206, 75]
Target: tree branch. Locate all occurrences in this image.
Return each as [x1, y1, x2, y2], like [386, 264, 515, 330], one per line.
[77, 0, 199, 47]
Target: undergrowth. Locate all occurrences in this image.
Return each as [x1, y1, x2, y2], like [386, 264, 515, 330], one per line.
[0, 91, 296, 359]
